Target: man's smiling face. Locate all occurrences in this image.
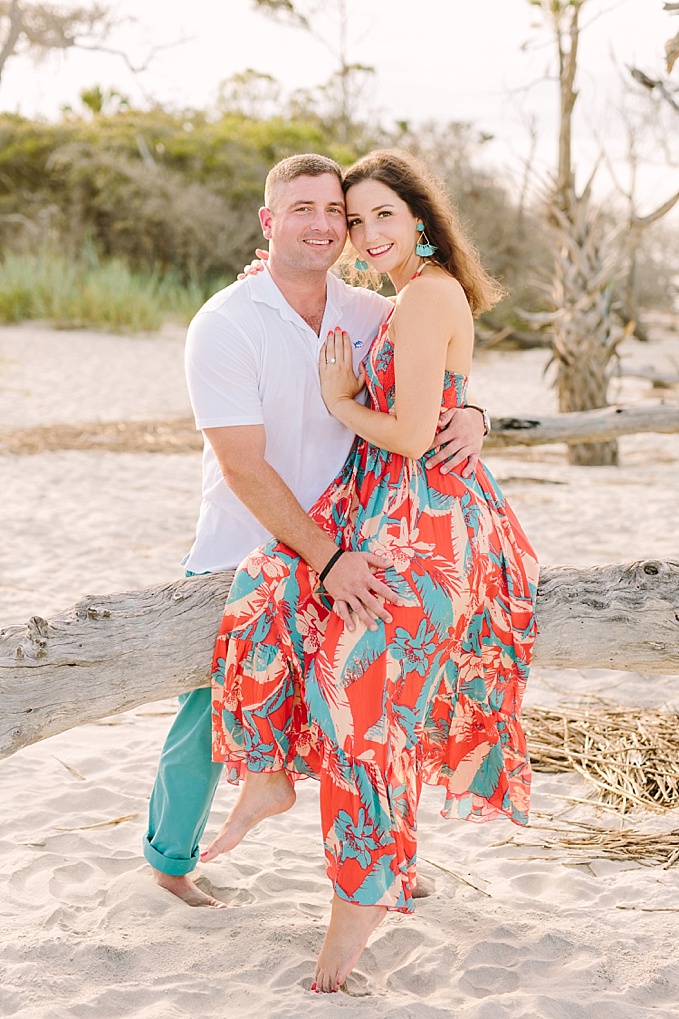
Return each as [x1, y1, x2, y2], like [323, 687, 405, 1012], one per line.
[259, 173, 347, 274]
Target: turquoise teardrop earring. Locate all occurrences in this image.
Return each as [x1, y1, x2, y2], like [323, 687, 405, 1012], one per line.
[416, 222, 437, 258]
[354, 256, 369, 271]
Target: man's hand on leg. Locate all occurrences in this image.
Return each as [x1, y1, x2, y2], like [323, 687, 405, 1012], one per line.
[322, 551, 405, 633]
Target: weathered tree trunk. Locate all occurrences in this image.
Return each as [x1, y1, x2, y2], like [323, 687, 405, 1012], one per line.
[554, 0, 580, 216]
[533, 0, 625, 467]
[546, 180, 679, 467]
[556, 348, 619, 465]
[548, 187, 627, 466]
[486, 403, 679, 448]
[1, 561, 678, 760]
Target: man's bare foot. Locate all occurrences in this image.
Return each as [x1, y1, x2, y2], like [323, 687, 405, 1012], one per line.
[152, 869, 227, 908]
[200, 769, 296, 862]
[412, 874, 435, 898]
[312, 895, 387, 993]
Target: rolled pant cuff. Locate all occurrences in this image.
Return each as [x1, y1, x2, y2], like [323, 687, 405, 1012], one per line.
[142, 835, 198, 876]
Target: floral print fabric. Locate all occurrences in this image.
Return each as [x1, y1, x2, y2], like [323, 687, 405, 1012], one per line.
[211, 315, 539, 913]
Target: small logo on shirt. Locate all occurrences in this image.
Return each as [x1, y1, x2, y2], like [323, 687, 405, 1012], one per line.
[352, 339, 363, 349]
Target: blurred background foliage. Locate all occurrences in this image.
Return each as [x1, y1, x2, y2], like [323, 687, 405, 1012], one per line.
[0, 83, 675, 331]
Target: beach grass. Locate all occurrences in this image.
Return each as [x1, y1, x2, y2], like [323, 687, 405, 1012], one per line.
[0, 252, 214, 332]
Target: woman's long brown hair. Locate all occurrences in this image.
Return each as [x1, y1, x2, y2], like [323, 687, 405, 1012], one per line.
[343, 149, 505, 316]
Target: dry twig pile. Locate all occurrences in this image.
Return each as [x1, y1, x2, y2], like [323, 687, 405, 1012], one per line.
[528, 822, 679, 869]
[524, 704, 679, 814]
[519, 704, 679, 867]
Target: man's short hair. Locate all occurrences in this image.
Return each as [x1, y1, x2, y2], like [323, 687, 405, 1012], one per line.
[264, 154, 343, 209]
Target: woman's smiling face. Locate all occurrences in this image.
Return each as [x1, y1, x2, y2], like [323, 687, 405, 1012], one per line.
[345, 179, 420, 278]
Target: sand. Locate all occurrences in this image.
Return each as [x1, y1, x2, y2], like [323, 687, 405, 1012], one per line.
[1, 319, 678, 1018]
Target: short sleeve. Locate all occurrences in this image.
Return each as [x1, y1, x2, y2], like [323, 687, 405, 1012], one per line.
[185, 310, 263, 430]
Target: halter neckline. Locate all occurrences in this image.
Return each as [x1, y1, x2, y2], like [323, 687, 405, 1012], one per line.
[410, 261, 434, 281]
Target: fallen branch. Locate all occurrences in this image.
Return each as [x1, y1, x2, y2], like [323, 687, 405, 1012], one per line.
[1, 560, 677, 759]
[487, 403, 679, 448]
[4, 403, 678, 457]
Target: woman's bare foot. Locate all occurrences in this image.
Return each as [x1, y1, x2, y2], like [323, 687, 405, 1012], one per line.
[200, 769, 296, 862]
[313, 895, 387, 993]
[152, 869, 227, 908]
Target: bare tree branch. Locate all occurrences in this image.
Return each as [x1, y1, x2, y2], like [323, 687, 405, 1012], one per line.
[0, 1, 113, 85]
[0, 1, 24, 75]
[75, 35, 191, 76]
[631, 189, 679, 229]
[629, 66, 679, 112]
[0, 2, 189, 94]
[249, 0, 375, 141]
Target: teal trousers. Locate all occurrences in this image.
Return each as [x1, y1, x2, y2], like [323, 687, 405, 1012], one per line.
[142, 572, 223, 875]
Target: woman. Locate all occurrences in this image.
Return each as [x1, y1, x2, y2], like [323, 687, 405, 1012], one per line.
[203, 150, 539, 992]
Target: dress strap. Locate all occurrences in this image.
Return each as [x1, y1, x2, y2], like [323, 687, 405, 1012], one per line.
[410, 261, 434, 281]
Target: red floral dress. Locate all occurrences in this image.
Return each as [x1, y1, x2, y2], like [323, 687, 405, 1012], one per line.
[210, 311, 539, 914]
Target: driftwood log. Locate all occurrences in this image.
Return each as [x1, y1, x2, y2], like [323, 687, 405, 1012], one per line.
[1, 560, 678, 760]
[1, 403, 676, 458]
[486, 403, 679, 448]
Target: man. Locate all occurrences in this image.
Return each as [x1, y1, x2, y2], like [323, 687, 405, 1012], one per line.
[143, 153, 487, 907]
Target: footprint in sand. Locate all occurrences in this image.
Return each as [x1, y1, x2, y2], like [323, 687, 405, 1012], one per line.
[459, 964, 520, 998]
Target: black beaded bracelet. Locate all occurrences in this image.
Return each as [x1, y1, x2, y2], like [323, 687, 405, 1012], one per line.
[319, 547, 345, 585]
[466, 403, 491, 436]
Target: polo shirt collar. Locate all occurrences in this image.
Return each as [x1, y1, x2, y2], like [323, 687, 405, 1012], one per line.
[249, 265, 350, 325]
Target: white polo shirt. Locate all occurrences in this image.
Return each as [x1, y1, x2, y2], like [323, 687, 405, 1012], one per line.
[182, 267, 391, 574]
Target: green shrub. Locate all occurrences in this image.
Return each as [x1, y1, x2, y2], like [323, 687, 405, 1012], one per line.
[0, 110, 356, 282]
